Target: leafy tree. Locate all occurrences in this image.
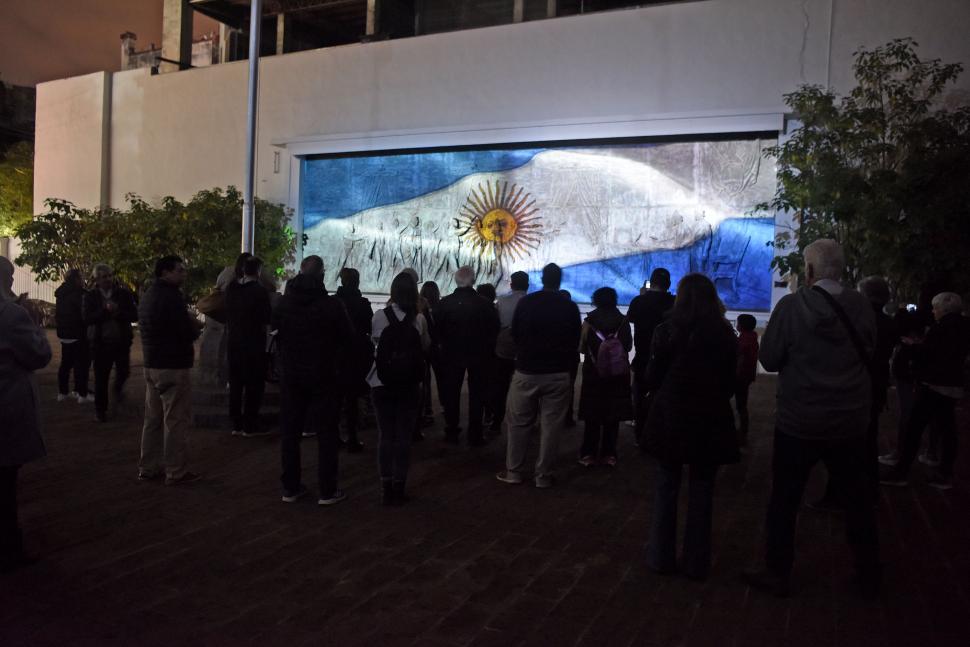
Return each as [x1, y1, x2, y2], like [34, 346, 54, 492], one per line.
[760, 38, 970, 300]
[15, 187, 296, 300]
[0, 141, 33, 237]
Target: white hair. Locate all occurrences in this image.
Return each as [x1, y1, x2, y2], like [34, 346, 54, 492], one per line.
[803, 239, 844, 282]
[454, 266, 475, 288]
[931, 292, 962, 317]
[91, 263, 113, 279]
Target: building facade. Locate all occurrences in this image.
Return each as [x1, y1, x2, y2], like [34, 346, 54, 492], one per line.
[30, 0, 970, 306]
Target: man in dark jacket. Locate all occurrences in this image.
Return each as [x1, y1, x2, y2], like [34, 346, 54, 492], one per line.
[137, 256, 203, 486]
[225, 257, 272, 437]
[628, 268, 675, 437]
[82, 264, 138, 422]
[54, 269, 91, 403]
[881, 292, 970, 490]
[744, 240, 880, 598]
[812, 276, 896, 509]
[272, 272, 355, 505]
[335, 267, 373, 452]
[435, 266, 500, 446]
[497, 263, 581, 488]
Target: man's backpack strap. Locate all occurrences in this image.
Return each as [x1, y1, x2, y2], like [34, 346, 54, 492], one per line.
[810, 285, 871, 371]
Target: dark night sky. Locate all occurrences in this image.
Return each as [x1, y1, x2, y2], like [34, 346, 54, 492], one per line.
[0, 1, 218, 87]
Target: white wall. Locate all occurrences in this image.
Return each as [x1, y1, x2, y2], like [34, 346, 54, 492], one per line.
[28, 0, 970, 301]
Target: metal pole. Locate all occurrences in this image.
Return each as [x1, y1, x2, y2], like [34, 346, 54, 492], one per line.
[242, 0, 262, 254]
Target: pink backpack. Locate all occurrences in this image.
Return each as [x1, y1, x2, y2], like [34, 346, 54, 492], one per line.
[593, 327, 630, 378]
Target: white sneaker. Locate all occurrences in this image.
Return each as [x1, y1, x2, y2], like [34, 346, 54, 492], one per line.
[878, 453, 899, 467]
[77, 394, 95, 404]
[918, 453, 941, 467]
[318, 490, 347, 506]
[57, 393, 69, 402]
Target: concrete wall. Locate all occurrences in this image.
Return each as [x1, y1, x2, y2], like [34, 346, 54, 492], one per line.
[27, 0, 970, 301]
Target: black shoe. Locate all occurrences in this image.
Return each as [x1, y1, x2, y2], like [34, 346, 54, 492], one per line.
[412, 431, 425, 443]
[345, 440, 365, 454]
[443, 435, 460, 445]
[468, 436, 488, 448]
[742, 569, 791, 598]
[806, 496, 845, 512]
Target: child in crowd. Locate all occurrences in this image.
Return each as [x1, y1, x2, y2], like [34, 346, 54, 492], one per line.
[735, 314, 759, 447]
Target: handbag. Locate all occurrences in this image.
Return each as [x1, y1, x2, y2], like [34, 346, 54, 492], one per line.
[196, 289, 227, 324]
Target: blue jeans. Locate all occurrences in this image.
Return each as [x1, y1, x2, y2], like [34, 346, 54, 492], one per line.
[647, 461, 718, 579]
[372, 385, 421, 483]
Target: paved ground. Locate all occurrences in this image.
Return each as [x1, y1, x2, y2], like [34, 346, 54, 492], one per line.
[2, 332, 969, 647]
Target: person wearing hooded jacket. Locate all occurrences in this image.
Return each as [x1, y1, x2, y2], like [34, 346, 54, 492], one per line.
[0, 257, 52, 572]
[54, 269, 91, 402]
[744, 239, 880, 598]
[334, 267, 373, 452]
[273, 271, 355, 505]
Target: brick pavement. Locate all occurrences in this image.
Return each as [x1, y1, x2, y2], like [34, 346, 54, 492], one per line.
[1, 332, 969, 646]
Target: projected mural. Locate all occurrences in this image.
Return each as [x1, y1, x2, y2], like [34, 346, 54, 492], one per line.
[301, 139, 776, 310]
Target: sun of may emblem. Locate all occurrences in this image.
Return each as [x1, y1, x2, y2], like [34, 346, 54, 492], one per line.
[455, 180, 541, 261]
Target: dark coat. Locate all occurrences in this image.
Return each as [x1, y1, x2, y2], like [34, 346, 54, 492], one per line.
[914, 312, 970, 389]
[138, 280, 200, 369]
[511, 289, 582, 375]
[627, 289, 675, 372]
[225, 280, 272, 349]
[54, 281, 87, 340]
[271, 274, 354, 387]
[83, 284, 138, 348]
[0, 299, 52, 466]
[335, 285, 375, 384]
[436, 286, 499, 365]
[578, 307, 634, 422]
[642, 317, 739, 466]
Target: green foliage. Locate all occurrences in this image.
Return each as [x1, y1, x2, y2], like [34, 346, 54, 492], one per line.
[759, 38, 970, 299]
[15, 187, 296, 300]
[0, 141, 33, 237]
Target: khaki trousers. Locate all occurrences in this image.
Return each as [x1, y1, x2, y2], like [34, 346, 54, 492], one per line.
[504, 371, 571, 481]
[139, 368, 192, 479]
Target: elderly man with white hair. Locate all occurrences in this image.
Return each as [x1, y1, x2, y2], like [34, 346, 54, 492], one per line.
[881, 291, 970, 490]
[744, 239, 881, 598]
[434, 266, 500, 446]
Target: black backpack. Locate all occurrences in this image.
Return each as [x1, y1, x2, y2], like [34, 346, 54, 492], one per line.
[375, 307, 425, 388]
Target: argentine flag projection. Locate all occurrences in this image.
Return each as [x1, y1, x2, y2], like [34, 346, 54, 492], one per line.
[301, 139, 777, 310]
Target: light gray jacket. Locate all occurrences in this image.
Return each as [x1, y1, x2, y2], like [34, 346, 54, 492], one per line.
[760, 284, 876, 440]
[0, 299, 52, 466]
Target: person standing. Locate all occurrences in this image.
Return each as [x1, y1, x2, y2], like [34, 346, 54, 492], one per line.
[273, 271, 354, 505]
[418, 280, 443, 431]
[138, 256, 204, 485]
[83, 264, 138, 422]
[54, 269, 92, 403]
[744, 239, 880, 598]
[0, 257, 52, 573]
[577, 287, 633, 467]
[225, 257, 272, 437]
[435, 266, 499, 446]
[641, 274, 738, 581]
[497, 263, 581, 488]
[335, 267, 374, 452]
[492, 271, 529, 435]
[734, 313, 759, 448]
[369, 273, 431, 505]
[628, 268, 675, 440]
[880, 292, 970, 490]
[476, 283, 500, 431]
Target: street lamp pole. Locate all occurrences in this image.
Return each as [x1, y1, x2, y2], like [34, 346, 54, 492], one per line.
[242, 0, 263, 254]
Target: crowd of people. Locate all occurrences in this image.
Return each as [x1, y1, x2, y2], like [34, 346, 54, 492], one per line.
[1, 239, 968, 599]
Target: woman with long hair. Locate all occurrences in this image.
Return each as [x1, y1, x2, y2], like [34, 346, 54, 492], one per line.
[641, 273, 738, 580]
[368, 272, 431, 505]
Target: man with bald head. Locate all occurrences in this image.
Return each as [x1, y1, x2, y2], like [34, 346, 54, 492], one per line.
[744, 239, 880, 598]
[435, 266, 500, 446]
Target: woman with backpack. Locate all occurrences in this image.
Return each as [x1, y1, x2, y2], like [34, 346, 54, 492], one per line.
[577, 287, 633, 467]
[641, 273, 738, 581]
[368, 272, 431, 505]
